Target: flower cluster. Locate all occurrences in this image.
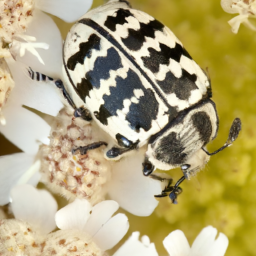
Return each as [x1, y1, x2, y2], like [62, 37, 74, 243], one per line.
[0, 184, 228, 256]
[221, 0, 256, 33]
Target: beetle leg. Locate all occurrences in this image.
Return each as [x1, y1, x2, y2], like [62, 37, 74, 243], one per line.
[27, 67, 92, 121]
[74, 106, 92, 121]
[154, 192, 168, 198]
[72, 141, 108, 155]
[149, 173, 173, 183]
[105, 146, 134, 159]
[153, 175, 184, 204]
[106, 137, 139, 159]
[168, 176, 185, 204]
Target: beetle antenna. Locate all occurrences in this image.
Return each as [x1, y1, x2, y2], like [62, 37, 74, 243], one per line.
[202, 118, 242, 156]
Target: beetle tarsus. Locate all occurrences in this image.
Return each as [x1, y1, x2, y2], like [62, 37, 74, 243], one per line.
[154, 175, 184, 204]
[74, 107, 92, 121]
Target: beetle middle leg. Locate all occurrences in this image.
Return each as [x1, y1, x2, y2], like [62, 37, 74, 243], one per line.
[72, 141, 108, 155]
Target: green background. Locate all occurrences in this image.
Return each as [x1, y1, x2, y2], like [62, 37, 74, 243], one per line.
[1, 0, 256, 255]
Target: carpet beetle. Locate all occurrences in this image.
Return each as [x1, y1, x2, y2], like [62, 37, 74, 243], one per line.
[29, 0, 241, 203]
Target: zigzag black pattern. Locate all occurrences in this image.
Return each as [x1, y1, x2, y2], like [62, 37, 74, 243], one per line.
[142, 43, 188, 73]
[121, 19, 164, 51]
[104, 8, 134, 32]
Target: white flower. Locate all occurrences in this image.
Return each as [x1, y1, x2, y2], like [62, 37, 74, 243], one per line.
[38, 107, 162, 216]
[0, 153, 41, 205]
[0, 0, 93, 121]
[0, 184, 129, 256]
[1, 0, 93, 61]
[221, 0, 256, 33]
[55, 199, 129, 251]
[0, 0, 93, 207]
[163, 226, 229, 256]
[10, 184, 58, 234]
[113, 231, 158, 256]
[0, 187, 156, 256]
[0, 107, 162, 216]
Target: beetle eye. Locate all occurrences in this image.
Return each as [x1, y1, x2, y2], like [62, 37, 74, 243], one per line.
[142, 160, 155, 176]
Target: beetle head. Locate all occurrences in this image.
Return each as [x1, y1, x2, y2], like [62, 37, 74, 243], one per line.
[143, 100, 241, 180]
[143, 100, 219, 178]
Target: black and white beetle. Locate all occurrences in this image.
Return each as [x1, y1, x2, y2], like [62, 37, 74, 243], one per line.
[28, 0, 241, 203]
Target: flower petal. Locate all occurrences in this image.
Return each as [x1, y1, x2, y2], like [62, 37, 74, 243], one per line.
[35, 0, 93, 23]
[16, 10, 63, 78]
[107, 148, 161, 216]
[0, 104, 51, 154]
[228, 14, 248, 33]
[84, 200, 119, 237]
[10, 184, 57, 234]
[191, 226, 228, 256]
[16, 159, 41, 186]
[0, 153, 35, 205]
[163, 230, 190, 256]
[55, 199, 92, 231]
[93, 213, 129, 251]
[208, 233, 229, 256]
[113, 232, 158, 256]
[221, 0, 240, 13]
[6, 59, 63, 117]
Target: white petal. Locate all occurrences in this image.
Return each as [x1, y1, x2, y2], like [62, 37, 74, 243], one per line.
[0, 153, 35, 205]
[228, 15, 247, 33]
[207, 233, 229, 256]
[35, 0, 93, 23]
[6, 59, 63, 117]
[221, 0, 239, 13]
[191, 226, 217, 254]
[113, 232, 158, 256]
[84, 200, 119, 236]
[191, 226, 228, 256]
[16, 160, 41, 186]
[16, 10, 63, 78]
[55, 199, 92, 231]
[93, 213, 129, 251]
[10, 184, 57, 234]
[163, 230, 190, 256]
[107, 148, 161, 216]
[0, 105, 51, 154]
[141, 235, 150, 246]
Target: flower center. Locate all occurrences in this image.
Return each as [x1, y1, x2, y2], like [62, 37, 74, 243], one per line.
[39, 107, 112, 205]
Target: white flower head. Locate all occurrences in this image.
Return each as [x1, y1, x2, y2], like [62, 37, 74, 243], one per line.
[163, 226, 229, 256]
[221, 0, 256, 33]
[0, 194, 157, 256]
[0, 0, 93, 123]
[10, 184, 58, 234]
[0, 0, 94, 206]
[39, 106, 162, 216]
[0, 104, 162, 216]
[113, 232, 158, 256]
[0, 58, 14, 125]
[53, 199, 129, 254]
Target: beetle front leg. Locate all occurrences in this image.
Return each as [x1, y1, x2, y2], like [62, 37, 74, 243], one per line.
[152, 174, 184, 204]
[28, 67, 92, 121]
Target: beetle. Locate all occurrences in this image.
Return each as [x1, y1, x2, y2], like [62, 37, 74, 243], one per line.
[28, 0, 241, 203]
